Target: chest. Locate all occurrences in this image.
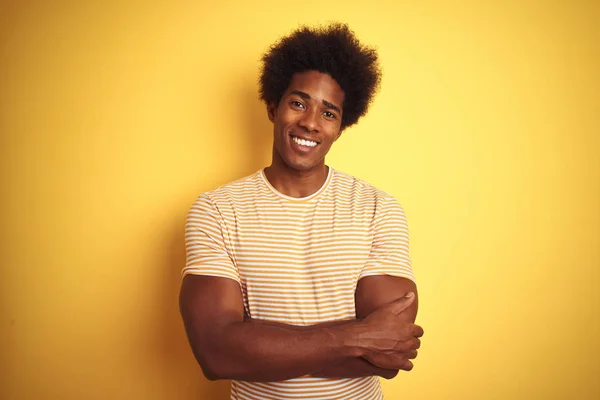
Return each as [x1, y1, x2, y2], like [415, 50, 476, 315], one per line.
[225, 201, 375, 273]
[220, 196, 378, 323]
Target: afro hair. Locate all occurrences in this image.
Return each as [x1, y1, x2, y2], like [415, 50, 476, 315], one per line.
[259, 23, 382, 130]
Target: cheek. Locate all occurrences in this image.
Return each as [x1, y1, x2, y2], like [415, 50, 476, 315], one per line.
[273, 118, 286, 136]
[319, 139, 336, 154]
[277, 109, 300, 128]
[324, 129, 341, 147]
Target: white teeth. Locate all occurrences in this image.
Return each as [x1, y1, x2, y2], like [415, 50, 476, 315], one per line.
[292, 136, 317, 147]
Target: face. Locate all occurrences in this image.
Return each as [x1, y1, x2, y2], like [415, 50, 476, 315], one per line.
[268, 70, 345, 173]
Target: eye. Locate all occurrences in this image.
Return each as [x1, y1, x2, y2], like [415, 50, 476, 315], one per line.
[323, 111, 337, 119]
[290, 100, 305, 109]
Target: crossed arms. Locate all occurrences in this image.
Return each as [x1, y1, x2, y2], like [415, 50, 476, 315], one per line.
[179, 273, 423, 382]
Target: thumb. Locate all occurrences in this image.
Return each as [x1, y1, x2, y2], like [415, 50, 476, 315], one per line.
[388, 292, 415, 315]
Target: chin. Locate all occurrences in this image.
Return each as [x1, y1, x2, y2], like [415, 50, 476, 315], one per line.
[284, 161, 312, 172]
[276, 146, 323, 172]
[284, 158, 321, 172]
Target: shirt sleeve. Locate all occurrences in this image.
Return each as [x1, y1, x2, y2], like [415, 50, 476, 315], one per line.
[182, 194, 241, 284]
[360, 195, 416, 284]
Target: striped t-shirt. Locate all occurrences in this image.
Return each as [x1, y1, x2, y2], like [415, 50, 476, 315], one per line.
[184, 167, 415, 400]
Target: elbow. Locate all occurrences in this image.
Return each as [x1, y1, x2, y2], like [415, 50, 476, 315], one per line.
[201, 366, 222, 382]
[184, 321, 246, 381]
[196, 350, 235, 381]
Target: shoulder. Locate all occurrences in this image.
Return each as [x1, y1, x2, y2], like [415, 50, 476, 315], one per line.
[331, 168, 401, 207]
[198, 170, 263, 202]
[190, 170, 264, 211]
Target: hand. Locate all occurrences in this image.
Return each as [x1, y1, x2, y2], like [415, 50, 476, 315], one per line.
[356, 293, 424, 370]
[362, 340, 420, 371]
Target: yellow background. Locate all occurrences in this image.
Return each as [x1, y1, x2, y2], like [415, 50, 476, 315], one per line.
[1, 1, 599, 399]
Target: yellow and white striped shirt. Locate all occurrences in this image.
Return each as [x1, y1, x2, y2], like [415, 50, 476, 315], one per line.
[184, 167, 415, 400]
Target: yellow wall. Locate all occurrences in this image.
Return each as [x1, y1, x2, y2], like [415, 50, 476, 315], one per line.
[1, 1, 598, 399]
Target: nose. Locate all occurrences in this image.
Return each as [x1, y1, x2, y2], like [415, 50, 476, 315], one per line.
[298, 108, 320, 133]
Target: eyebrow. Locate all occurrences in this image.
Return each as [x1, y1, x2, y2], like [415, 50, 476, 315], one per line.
[290, 90, 342, 114]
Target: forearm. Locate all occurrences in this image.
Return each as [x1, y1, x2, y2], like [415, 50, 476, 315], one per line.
[191, 318, 364, 382]
[313, 357, 398, 379]
[244, 317, 397, 379]
[242, 279, 419, 380]
[243, 316, 354, 331]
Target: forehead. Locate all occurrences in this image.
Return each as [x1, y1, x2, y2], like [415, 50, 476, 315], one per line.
[285, 71, 345, 109]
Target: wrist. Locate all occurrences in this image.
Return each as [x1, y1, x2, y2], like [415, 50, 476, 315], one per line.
[326, 320, 367, 358]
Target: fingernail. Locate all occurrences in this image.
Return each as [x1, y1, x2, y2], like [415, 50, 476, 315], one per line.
[405, 292, 414, 298]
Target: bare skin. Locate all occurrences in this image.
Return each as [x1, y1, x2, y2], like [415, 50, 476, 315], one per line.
[180, 70, 424, 382]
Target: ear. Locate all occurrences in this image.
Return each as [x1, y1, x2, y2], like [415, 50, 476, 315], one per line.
[267, 103, 277, 122]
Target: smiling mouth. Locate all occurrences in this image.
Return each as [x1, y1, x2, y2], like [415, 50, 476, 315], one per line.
[290, 134, 319, 147]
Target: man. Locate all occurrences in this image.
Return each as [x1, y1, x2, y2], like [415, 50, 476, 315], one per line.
[180, 23, 423, 399]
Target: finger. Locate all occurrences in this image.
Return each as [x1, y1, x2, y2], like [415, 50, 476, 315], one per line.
[395, 337, 420, 352]
[399, 360, 414, 371]
[407, 349, 418, 359]
[388, 292, 416, 315]
[364, 352, 404, 370]
[407, 337, 421, 351]
[411, 324, 424, 338]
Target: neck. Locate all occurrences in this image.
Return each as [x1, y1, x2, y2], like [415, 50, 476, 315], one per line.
[264, 158, 329, 199]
